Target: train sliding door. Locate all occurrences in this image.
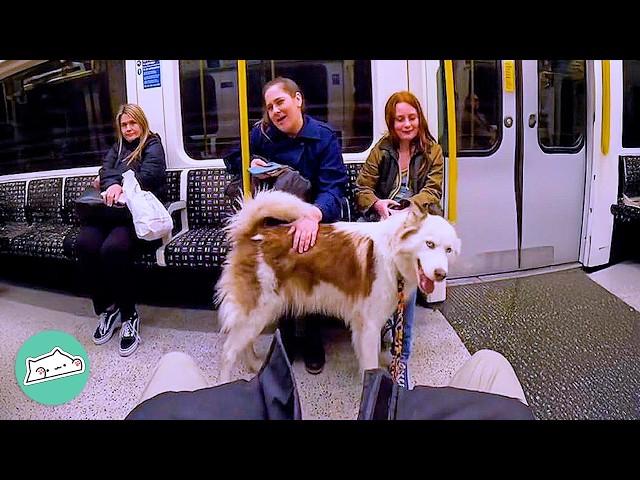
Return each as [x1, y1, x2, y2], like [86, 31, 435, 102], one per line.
[446, 60, 587, 278]
[520, 60, 587, 269]
[448, 60, 518, 277]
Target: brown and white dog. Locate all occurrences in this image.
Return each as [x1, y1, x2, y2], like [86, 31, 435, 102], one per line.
[215, 190, 460, 383]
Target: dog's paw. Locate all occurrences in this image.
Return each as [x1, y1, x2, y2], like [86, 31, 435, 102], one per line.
[246, 356, 263, 373]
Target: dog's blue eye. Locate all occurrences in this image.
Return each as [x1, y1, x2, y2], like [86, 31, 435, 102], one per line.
[426, 241, 435, 249]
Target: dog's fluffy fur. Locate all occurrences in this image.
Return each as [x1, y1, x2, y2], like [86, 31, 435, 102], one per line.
[215, 190, 460, 383]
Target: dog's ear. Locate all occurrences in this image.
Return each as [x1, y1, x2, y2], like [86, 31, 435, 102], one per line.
[399, 223, 419, 241]
[399, 201, 427, 241]
[410, 200, 430, 219]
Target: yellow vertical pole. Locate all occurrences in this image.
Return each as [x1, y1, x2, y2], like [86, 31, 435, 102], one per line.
[237, 60, 252, 199]
[601, 60, 610, 156]
[444, 60, 458, 223]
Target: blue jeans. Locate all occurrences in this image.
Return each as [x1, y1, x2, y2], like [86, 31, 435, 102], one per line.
[359, 215, 416, 384]
[401, 289, 417, 362]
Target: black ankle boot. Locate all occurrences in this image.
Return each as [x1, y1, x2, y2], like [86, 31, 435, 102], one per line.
[302, 327, 325, 375]
[279, 315, 297, 363]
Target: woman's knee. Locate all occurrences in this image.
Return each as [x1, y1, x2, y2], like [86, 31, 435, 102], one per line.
[75, 228, 104, 256]
[101, 233, 135, 260]
[470, 349, 515, 374]
[157, 351, 199, 370]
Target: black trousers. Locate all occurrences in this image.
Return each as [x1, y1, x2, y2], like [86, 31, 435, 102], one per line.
[76, 213, 147, 317]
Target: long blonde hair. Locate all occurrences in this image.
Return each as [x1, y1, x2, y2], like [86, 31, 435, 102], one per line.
[115, 104, 155, 165]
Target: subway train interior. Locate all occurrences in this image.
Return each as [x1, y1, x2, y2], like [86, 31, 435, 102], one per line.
[0, 59, 639, 420]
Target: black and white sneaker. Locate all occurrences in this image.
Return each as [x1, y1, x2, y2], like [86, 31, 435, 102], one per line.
[119, 310, 141, 357]
[381, 317, 394, 349]
[92, 306, 121, 345]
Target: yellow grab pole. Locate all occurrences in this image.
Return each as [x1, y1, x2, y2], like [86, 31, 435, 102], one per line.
[237, 60, 252, 199]
[444, 60, 458, 223]
[601, 60, 610, 156]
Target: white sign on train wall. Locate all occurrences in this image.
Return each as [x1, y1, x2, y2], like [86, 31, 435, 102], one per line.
[137, 60, 161, 89]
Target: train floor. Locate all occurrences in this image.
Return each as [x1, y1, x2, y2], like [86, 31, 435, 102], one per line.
[1, 261, 638, 420]
[445, 261, 640, 419]
[0, 275, 469, 420]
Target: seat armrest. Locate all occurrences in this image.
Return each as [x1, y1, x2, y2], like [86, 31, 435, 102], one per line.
[166, 200, 186, 215]
[155, 201, 188, 267]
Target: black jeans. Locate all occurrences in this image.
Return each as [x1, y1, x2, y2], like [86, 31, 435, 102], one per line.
[76, 213, 147, 317]
[279, 313, 324, 357]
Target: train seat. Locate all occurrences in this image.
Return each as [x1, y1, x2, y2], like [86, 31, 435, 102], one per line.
[164, 168, 234, 269]
[611, 155, 640, 223]
[0, 170, 186, 267]
[0, 181, 29, 254]
[6, 178, 72, 260]
[343, 162, 364, 222]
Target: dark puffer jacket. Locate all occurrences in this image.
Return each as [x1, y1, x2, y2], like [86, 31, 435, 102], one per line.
[100, 134, 167, 203]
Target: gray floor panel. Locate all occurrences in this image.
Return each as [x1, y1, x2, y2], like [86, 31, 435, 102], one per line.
[441, 268, 640, 419]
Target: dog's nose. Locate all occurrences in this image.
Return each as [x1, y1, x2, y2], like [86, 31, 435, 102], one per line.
[434, 268, 447, 281]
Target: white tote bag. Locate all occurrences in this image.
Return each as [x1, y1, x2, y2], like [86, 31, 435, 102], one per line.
[122, 170, 173, 241]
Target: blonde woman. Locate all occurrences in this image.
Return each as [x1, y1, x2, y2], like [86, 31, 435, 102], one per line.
[76, 104, 166, 356]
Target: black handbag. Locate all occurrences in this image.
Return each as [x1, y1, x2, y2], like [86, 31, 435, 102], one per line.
[74, 187, 129, 225]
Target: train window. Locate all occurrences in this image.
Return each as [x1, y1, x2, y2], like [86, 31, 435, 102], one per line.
[178, 60, 373, 160]
[537, 60, 586, 152]
[623, 61, 640, 148]
[447, 60, 502, 155]
[0, 60, 126, 176]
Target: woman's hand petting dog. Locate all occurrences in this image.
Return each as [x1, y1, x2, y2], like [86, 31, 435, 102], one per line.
[373, 199, 401, 219]
[288, 206, 323, 253]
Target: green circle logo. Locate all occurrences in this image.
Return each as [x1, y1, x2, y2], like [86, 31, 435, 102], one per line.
[15, 330, 90, 405]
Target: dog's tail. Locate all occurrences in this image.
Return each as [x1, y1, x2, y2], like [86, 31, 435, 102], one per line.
[226, 189, 315, 241]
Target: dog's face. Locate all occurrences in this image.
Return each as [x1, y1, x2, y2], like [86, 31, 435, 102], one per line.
[394, 204, 461, 295]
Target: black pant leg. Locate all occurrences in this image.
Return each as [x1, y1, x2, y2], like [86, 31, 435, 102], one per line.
[100, 223, 140, 317]
[76, 224, 111, 315]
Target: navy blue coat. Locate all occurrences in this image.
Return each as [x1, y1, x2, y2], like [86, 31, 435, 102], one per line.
[100, 135, 167, 203]
[225, 115, 348, 223]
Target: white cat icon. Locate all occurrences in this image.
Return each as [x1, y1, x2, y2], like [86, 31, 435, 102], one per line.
[24, 347, 85, 386]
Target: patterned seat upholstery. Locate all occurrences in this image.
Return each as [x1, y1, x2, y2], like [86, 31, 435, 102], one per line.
[2, 163, 364, 270]
[132, 169, 184, 268]
[165, 170, 182, 204]
[0, 181, 29, 254]
[611, 203, 640, 222]
[8, 178, 71, 260]
[164, 168, 235, 269]
[611, 156, 640, 224]
[11, 223, 77, 260]
[165, 227, 230, 269]
[60, 175, 96, 260]
[344, 162, 364, 221]
[62, 175, 96, 227]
